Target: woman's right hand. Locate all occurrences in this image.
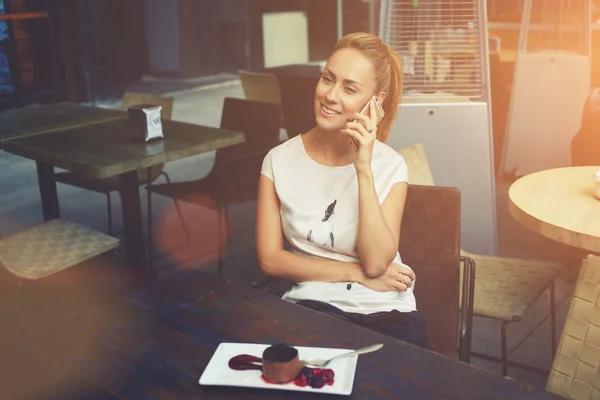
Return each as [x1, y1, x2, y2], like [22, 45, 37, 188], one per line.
[361, 263, 415, 292]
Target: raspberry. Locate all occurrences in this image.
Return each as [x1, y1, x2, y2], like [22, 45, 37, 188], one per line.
[319, 369, 335, 383]
[294, 375, 308, 387]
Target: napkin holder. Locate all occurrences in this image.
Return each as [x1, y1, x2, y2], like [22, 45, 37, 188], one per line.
[128, 104, 164, 142]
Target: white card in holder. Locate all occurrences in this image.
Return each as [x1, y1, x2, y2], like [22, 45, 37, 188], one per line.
[128, 104, 164, 142]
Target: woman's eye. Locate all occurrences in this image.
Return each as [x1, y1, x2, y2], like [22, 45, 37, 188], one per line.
[345, 87, 357, 94]
[322, 76, 333, 84]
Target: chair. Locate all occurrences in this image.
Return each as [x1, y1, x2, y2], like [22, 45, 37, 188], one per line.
[238, 69, 285, 128]
[0, 219, 119, 281]
[397, 142, 563, 375]
[253, 184, 475, 362]
[546, 254, 600, 400]
[0, 219, 122, 325]
[149, 97, 282, 278]
[255, 64, 321, 138]
[53, 93, 187, 252]
[238, 70, 283, 108]
[274, 73, 319, 138]
[0, 220, 125, 399]
[263, 64, 323, 78]
[398, 185, 474, 362]
[399, 184, 475, 361]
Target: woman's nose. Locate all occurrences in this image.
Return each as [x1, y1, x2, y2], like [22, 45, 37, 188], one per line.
[325, 88, 338, 103]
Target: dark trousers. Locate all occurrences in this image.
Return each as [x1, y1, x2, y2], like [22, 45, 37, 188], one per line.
[296, 300, 427, 349]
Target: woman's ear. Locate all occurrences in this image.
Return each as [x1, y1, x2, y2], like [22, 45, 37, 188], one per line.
[377, 91, 387, 104]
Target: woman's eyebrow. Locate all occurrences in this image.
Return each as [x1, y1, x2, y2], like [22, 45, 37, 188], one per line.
[323, 68, 364, 87]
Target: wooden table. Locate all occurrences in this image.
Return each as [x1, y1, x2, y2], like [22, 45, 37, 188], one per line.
[2, 118, 244, 274]
[0, 102, 126, 147]
[59, 270, 561, 400]
[508, 166, 600, 253]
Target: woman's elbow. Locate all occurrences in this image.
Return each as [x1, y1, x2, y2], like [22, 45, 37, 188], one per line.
[258, 252, 279, 277]
[361, 249, 397, 277]
[362, 261, 388, 278]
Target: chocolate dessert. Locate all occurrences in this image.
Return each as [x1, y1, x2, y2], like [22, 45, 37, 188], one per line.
[261, 343, 302, 383]
[228, 344, 335, 389]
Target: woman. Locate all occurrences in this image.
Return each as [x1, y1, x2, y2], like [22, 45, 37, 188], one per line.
[256, 32, 426, 347]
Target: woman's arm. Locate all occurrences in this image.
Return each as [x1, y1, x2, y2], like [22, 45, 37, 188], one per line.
[356, 175, 408, 277]
[342, 101, 409, 278]
[256, 175, 366, 283]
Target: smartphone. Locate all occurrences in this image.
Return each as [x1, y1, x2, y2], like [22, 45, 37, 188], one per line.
[348, 95, 385, 151]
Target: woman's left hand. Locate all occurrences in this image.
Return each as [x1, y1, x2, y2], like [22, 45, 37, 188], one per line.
[360, 262, 415, 292]
[341, 99, 378, 172]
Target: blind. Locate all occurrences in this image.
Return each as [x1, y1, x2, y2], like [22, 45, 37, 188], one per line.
[380, 0, 485, 99]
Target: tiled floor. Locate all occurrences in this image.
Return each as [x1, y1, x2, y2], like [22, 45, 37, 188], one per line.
[0, 79, 587, 394]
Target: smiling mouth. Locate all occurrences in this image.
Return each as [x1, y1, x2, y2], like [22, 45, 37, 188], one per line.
[321, 104, 340, 116]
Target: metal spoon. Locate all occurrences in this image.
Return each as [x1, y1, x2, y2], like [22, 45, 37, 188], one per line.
[301, 343, 384, 368]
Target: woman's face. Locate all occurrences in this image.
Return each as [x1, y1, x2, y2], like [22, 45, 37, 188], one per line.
[314, 48, 378, 132]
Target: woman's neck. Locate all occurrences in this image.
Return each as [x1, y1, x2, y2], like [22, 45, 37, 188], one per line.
[302, 127, 356, 167]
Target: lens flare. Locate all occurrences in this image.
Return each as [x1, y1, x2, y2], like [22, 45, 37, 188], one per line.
[154, 195, 229, 269]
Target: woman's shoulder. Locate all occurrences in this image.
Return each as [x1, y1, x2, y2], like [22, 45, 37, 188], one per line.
[373, 140, 407, 166]
[264, 135, 302, 160]
[371, 141, 409, 188]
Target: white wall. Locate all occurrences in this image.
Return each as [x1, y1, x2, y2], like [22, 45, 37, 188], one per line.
[387, 101, 498, 255]
[502, 53, 591, 175]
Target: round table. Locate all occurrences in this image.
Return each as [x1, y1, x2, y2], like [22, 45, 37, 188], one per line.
[508, 166, 600, 254]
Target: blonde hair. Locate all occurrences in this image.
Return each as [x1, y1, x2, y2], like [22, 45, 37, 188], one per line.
[331, 32, 403, 142]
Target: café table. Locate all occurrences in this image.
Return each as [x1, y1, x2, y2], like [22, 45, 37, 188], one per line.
[59, 269, 561, 400]
[0, 102, 127, 147]
[2, 118, 244, 277]
[508, 166, 600, 254]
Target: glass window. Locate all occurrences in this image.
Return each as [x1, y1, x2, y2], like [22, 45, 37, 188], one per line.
[0, 0, 15, 94]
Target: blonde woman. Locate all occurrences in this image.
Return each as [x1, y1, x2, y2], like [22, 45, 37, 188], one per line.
[256, 32, 425, 347]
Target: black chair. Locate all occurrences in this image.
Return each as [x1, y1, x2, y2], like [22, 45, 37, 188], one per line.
[277, 74, 320, 138]
[263, 64, 322, 78]
[149, 98, 282, 278]
[259, 64, 321, 138]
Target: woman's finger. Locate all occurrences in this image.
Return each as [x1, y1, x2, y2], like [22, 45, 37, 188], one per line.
[353, 112, 369, 125]
[392, 263, 411, 276]
[397, 272, 413, 288]
[388, 280, 408, 292]
[346, 121, 371, 137]
[398, 266, 416, 280]
[351, 113, 374, 136]
[341, 128, 366, 145]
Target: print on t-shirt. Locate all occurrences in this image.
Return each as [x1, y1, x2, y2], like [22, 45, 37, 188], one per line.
[307, 200, 337, 248]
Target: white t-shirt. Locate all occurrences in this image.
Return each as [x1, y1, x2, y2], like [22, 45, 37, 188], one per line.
[260, 134, 416, 315]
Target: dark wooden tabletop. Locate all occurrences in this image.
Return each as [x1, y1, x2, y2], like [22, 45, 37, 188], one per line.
[68, 269, 562, 400]
[0, 102, 127, 147]
[2, 118, 245, 178]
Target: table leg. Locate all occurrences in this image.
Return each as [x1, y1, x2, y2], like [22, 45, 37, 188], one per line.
[118, 170, 150, 278]
[36, 161, 60, 221]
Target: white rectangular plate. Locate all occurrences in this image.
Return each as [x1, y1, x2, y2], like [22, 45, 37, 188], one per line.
[199, 342, 358, 396]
